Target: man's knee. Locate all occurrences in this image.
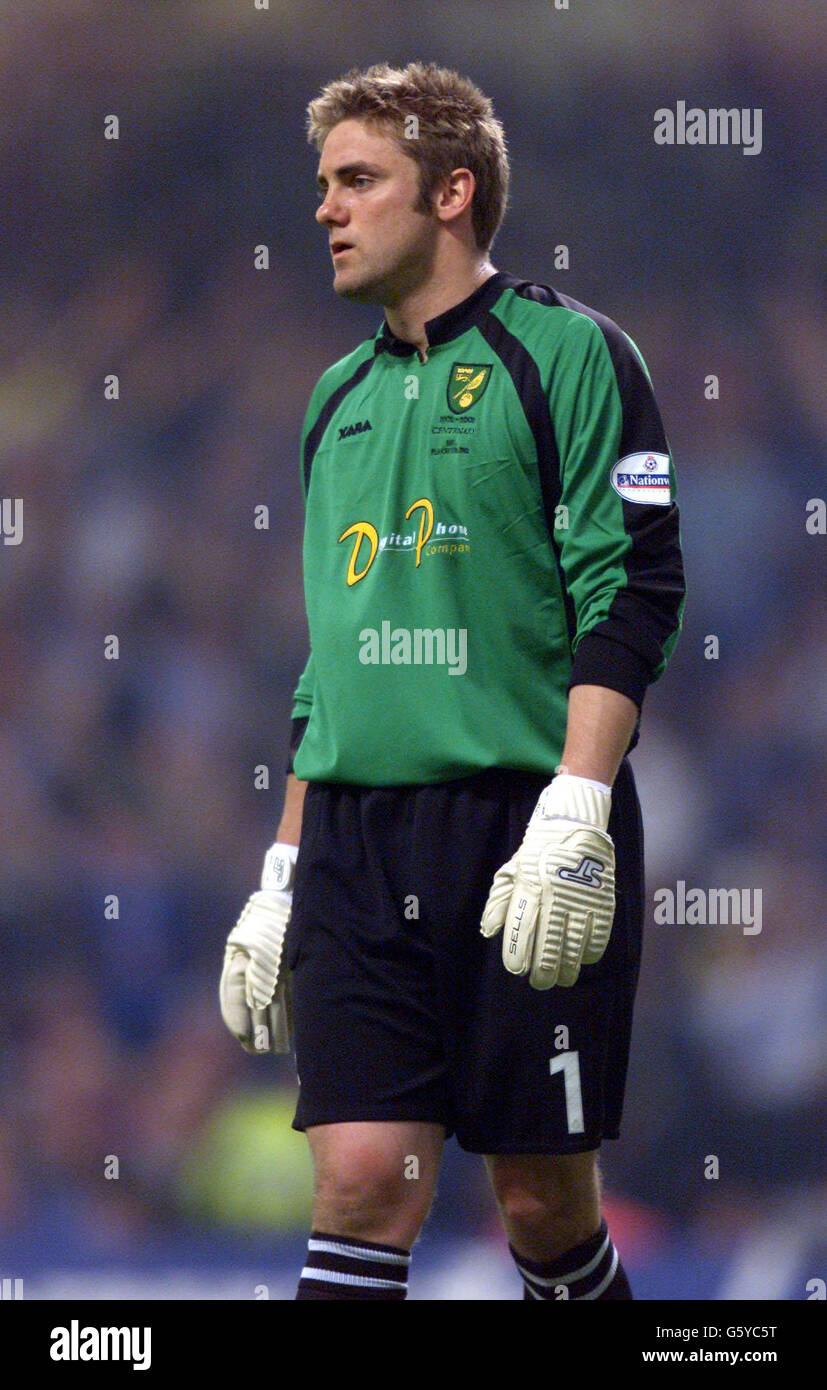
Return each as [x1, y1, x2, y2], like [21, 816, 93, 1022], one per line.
[486, 1152, 601, 1253]
[314, 1149, 415, 1227]
[309, 1122, 442, 1245]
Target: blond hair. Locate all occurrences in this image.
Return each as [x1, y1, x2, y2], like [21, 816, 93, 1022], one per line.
[307, 61, 509, 251]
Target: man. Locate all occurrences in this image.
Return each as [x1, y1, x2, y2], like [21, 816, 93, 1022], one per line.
[220, 61, 685, 1301]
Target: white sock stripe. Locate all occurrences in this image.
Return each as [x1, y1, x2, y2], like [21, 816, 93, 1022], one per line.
[580, 1245, 619, 1300]
[516, 1230, 611, 1288]
[517, 1260, 556, 1291]
[300, 1266, 406, 1290]
[307, 1238, 410, 1266]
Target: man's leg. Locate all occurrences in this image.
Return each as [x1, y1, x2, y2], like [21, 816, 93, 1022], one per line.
[296, 1119, 445, 1299]
[485, 1150, 632, 1299]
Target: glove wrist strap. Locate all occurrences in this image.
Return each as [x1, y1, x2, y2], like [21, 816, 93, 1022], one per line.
[554, 764, 613, 796]
[539, 773, 612, 831]
[261, 841, 298, 892]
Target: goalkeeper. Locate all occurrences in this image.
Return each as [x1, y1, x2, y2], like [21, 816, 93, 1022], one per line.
[221, 61, 685, 1301]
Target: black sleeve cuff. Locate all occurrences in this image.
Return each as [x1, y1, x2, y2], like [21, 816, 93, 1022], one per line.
[568, 632, 651, 709]
[285, 716, 309, 775]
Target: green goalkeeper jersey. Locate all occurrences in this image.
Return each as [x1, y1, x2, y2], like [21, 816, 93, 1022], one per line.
[290, 270, 685, 785]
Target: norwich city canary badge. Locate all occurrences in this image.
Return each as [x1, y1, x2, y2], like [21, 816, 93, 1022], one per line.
[447, 363, 492, 414]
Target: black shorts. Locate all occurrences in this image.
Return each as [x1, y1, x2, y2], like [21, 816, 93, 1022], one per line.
[286, 759, 644, 1154]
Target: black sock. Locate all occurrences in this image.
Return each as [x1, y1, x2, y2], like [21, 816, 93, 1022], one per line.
[296, 1230, 411, 1300]
[511, 1218, 633, 1300]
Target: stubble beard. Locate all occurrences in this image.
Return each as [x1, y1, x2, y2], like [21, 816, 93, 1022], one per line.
[334, 218, 437, 309]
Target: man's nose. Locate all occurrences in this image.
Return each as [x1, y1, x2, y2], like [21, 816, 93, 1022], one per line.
[316, 190, 345, 225]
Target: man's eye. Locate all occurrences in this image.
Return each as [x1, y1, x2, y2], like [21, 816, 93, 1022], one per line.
[353, 176, 372, 188]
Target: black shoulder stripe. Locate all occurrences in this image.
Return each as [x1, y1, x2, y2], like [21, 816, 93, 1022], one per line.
[302, 355, 377, 497]
[556, 293, 668, 454]
[477, 308, 578, 651]
[496, 272, 563, 310]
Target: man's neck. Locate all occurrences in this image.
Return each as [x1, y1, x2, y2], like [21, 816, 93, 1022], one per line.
[384, 258, 498, 362]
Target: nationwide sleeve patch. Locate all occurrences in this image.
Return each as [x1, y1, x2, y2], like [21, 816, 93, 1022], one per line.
[610, 451, 672, 505]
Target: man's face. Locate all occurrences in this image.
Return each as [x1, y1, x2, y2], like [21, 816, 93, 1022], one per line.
[315, 118, 438, 305]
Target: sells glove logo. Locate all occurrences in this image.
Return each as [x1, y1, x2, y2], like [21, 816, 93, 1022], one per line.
[557, 856, 605, 887]
[508, 895, 530, 954]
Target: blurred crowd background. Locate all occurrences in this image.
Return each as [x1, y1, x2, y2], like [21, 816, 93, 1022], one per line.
[0, 1, 824, 1298]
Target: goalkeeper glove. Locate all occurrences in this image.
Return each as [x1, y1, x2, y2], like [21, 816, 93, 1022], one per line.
[219, 842, 296, 1054]
[480, 772, 615, 988]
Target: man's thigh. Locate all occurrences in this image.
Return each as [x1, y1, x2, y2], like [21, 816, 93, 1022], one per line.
[287, 781, 454, 1134]
[441, 760, 645, 1153]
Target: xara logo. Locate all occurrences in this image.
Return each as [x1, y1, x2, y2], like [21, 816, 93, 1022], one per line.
[338, 419, 372, 440]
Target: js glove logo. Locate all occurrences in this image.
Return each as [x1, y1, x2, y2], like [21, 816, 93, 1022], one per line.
[557, 855, 606, 888]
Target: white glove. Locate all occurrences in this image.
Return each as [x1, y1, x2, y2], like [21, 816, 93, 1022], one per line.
[219, 842, 297, 1054]
[480, 773, 615, 988]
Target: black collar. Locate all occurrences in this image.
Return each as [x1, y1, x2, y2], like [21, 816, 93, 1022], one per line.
[374, 270, 510, 356]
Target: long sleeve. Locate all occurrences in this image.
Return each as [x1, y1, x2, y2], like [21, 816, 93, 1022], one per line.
[550, 311, 686, 708]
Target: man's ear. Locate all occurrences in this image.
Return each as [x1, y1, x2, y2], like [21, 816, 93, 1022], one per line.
[434, 167, 476, 227]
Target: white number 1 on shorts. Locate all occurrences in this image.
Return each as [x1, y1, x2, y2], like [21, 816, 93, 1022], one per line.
[549, 1050, 585, 1134]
